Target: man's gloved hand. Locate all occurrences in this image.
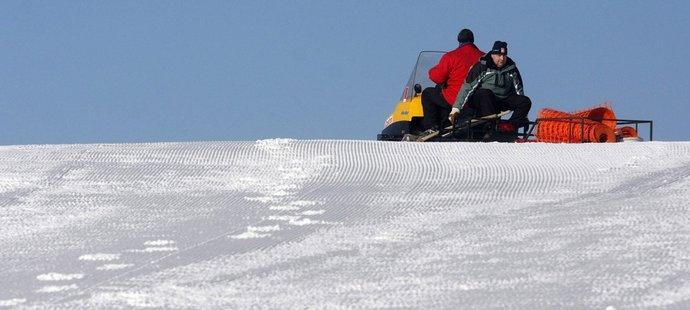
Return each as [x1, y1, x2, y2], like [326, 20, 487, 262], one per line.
[448, 107, 460, 124]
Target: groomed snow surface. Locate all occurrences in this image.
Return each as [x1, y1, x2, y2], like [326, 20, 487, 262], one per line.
[1, 139, 689, 309]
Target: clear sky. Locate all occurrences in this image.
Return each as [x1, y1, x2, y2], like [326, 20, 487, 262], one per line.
[1, 0, 689, 144]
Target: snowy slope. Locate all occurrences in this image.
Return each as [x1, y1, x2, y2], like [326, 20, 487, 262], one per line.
[0, 140, 689, 309]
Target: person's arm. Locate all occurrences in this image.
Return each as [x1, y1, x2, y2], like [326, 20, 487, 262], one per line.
[449, 63, 485, 123]
[428, 54, 450, 85]
[453, 63, 483, 110]
[512, 66, 524, 95]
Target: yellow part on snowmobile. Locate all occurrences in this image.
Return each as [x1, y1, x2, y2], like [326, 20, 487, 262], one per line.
[383, 95, 424, 128]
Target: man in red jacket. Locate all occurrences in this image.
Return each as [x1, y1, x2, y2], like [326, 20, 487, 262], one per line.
[421, 29, 484, 131]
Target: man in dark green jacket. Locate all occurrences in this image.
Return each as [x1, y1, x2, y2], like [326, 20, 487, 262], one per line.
[449, 41, 531, 126]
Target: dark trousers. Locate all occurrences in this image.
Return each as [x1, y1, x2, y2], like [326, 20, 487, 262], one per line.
[467, 89, 531, 122]
[421, 87, 452, 130]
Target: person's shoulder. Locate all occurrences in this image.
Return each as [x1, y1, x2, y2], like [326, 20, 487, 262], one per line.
[445, 47, 463, 57]
[456, 43, 481, 53]
[469, 57, 487, 72]
[505, 57, 518, 69]
[441, 48, 466, 63]
[447, 44, 482, 60]
[478, 54, 492, 64]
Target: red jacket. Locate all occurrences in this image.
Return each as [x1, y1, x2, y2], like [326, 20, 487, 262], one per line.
[428, 43, 484, 105]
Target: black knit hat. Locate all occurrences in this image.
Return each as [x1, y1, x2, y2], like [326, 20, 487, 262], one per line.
[489, 41, 508, 55]
[457, 29, 474, 43]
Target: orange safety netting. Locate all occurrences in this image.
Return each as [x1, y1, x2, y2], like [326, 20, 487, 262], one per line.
[615, 126, 639, 138]
[536, 105, 617, 143]
[572, 106, 617, 130]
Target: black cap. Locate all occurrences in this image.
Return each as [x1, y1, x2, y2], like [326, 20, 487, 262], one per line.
[457, 29, 474, 43]
[489, 41, 508, 55]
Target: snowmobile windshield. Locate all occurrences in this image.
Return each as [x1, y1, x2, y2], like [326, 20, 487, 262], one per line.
[400, 51, 444, 102]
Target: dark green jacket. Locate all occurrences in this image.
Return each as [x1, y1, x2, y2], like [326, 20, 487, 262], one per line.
[453, 55, 524, 110]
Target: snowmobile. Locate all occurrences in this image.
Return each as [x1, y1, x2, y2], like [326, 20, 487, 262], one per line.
[377, 51, 654, 143]
[376, 51, 526, 142]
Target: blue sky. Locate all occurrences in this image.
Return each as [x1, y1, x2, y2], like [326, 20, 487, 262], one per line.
[1, 0, 688, 144]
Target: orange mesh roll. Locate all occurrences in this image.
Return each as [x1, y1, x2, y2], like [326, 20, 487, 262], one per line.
[590, 123, 616, 143]
[615, 126, 638, 138]
[536, 108, 616, 143]
[572, 106, 617, 130]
